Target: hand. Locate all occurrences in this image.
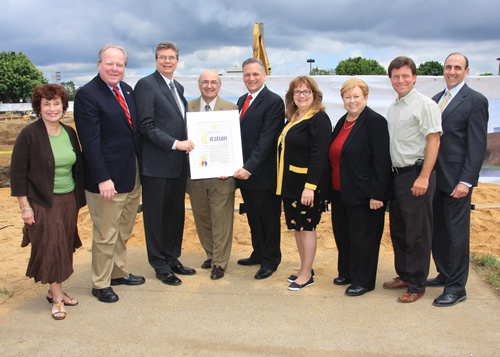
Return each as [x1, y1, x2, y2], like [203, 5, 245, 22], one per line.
[450, 182, 470, 199]
[369, 199, 384, 210]
[176, 140, 195, 153]
[300, 188, 314, 206]
[21, 207, 35, 225]
[217, 176, 229, 180]
[411, 175, 429, 197]
[98, 179, 117, 201]
[233, 168, 250, 180]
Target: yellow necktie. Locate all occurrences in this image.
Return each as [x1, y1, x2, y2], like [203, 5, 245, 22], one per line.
[439, 91, 450, 112]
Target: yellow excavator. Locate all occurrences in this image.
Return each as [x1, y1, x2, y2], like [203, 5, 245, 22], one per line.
[253, 22, 271, 75]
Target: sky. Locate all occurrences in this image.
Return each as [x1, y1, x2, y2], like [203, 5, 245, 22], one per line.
[2, 0, 500, 86]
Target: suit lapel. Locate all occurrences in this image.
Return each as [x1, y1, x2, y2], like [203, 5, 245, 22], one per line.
[240, 86, 267, 123]
[96, 76, 133, 131]
[188, 97, 201, 113]
[341, 108, 367, 153]
[154, 71, 184, 118]
[442, 84, 468, 122]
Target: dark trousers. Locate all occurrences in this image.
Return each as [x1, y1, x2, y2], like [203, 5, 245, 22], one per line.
[240, 188, 282, 270]
[331, 190, 385, 289]
[389, 170, 436, 293]
[431, 188, 471, 295]
[141, 174, 186, 274]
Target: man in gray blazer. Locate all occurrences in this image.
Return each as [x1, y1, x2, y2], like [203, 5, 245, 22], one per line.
[429, 53, 489, 307]
[134, 41, 196, 286]
[186, 70, 238, 280]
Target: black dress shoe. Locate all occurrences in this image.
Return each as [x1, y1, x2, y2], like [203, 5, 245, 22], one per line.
[92, 287, 119, 303]
[111, 273, 145, 286]
[171, 264, 196, 275]
[156, 272, 182, 286]
[345, 285, 373, 297]
[238, 257, 260, 266]
[254, 267, 275, 279]
[433, 291, 467, 307]
[210, 265, 225, 280]
[288, 276, 315, 291]
[287, 269, 315, 283]
[427, 275, 446, 287]
[201, 259, 212, 269]
[333, 276, 351, 285]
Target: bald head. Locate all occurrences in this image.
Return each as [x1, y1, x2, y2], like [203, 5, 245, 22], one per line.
[198, 70, 221, 103]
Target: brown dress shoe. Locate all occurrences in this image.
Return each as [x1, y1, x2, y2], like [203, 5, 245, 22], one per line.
[398, 289, 425, 303]
[383, 277, 409, 289]
[201, 259, 212, 269]
[210, 265, 224, 280]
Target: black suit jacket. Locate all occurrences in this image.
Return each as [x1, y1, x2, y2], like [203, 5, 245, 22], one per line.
[74, 75, 138, 193]
[432, 84, 488, 193]
[329, 106, 392, 206]
[237, 85, 285, 191]
[134, 70, 188, 179]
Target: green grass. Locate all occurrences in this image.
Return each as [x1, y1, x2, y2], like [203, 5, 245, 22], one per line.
[0, 287, 15, 298]
[471, 254, 500, 294]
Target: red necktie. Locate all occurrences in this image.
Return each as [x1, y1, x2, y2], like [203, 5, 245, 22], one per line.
[240, 95, 252, 120]
[113, 86, 133, 129]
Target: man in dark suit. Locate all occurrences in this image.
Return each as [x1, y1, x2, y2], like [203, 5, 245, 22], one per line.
[186, 70, 238, 280]
[74, 44, 145, 303]
[429, 53, 489, 307]
[234, 58, 285, 280]
[134, 41, 196, 286]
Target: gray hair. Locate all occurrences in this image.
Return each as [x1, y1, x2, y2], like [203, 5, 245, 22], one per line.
[155, 41, 180, 59]
[242, 58, 265, 73]
[98, 44, 128, 66]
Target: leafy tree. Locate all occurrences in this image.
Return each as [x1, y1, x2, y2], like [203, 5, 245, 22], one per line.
[417, 61, 444, 76]
[335, 57, 387, 75]
[480, 73, 494, 76]
[311, 67, 335, 75]
[61, 81, 77, 100]
[0, 51, 47, 103]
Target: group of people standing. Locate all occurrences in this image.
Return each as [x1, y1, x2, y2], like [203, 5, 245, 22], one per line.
[10, 42, 488, 321]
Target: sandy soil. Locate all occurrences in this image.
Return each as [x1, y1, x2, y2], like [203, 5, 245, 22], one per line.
[1, 118, 499, 315]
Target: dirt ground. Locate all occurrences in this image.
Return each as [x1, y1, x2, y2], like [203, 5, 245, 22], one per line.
[1, 118, 499, 316]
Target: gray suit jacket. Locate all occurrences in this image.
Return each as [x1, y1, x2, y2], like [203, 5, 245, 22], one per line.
[432, 83, 489, 193]
[134, 70, 188, 178]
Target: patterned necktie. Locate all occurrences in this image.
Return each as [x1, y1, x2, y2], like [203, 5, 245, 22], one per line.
[169, 81, 183, 114]
[239, 95, 252, 120]
[204, 104, 211, 112]
[113, 86, 133, 129]
[439, 90, 451, 112]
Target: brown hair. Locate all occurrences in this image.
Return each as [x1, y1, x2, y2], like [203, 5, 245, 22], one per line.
[388, 56, 417, 78]
[285, 76, 325, 120]
[340, 78, 369, 97]
[31, 84, 69, 116]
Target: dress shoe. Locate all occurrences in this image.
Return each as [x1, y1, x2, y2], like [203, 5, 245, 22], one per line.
[111, 273, 145, 286]
[238, 257, 260, 266]
[210, 265, 225, 280]
[171, 264, 196, 275]
[427, 275, 446, 287]
[432, 291, 467, 307]
[287, 269, 315, 283]
[92, 287, 119, 303]
[398, 289, 425, 303]
[345, 285, 373, 297]
[254, 267, 275, 280]
[156, 272, 182, 286]
[201, 259, 212, 269]
[288, 276, 315, 291]
[383, 277, 409, 289]
[333, 276, 351, 285]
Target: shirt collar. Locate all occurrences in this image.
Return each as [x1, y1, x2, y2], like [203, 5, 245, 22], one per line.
[201, 97, 217, 111]
[445, 80, 465, 99]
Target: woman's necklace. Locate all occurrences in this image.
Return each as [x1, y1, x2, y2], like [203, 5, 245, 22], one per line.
[343, 119, 357, 130]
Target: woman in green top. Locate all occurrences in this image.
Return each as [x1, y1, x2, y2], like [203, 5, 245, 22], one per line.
[10, 84, 85, 320]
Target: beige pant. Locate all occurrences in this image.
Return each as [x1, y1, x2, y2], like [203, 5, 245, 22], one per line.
[86, 167, 140, 289]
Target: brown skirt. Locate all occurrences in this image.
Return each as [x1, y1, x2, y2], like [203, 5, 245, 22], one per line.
[23, 192, 82, 284]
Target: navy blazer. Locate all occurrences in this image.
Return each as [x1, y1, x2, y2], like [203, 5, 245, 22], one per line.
[74, 74, 138, 193]
[134, 70, 188, 179]
[432, 83, 488, 193]
[329, 106, 392, 206]
[237, 85, 285, 191]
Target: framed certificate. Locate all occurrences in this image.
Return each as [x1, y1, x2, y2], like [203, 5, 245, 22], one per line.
[186, 110, 243, 180]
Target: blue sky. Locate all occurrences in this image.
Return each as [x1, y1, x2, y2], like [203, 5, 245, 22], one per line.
[2, 0, 499, 86]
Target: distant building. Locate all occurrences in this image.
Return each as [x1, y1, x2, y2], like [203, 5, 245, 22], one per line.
[226, 66, 242, 74]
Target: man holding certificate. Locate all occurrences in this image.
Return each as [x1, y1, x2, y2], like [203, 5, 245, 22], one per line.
[234, 58, 285, 280]
[186, 70, 238, 280]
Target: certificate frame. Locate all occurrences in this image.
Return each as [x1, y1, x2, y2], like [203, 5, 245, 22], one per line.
[186, 110, 243, 180]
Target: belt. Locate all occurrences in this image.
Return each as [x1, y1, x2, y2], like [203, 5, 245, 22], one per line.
[392, 164, 416, 175]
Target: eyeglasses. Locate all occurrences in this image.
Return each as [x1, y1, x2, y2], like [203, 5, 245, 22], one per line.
[293, 89, 313, 96]
[200, 80, 220, 86]
[157, 55, 177, 62]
